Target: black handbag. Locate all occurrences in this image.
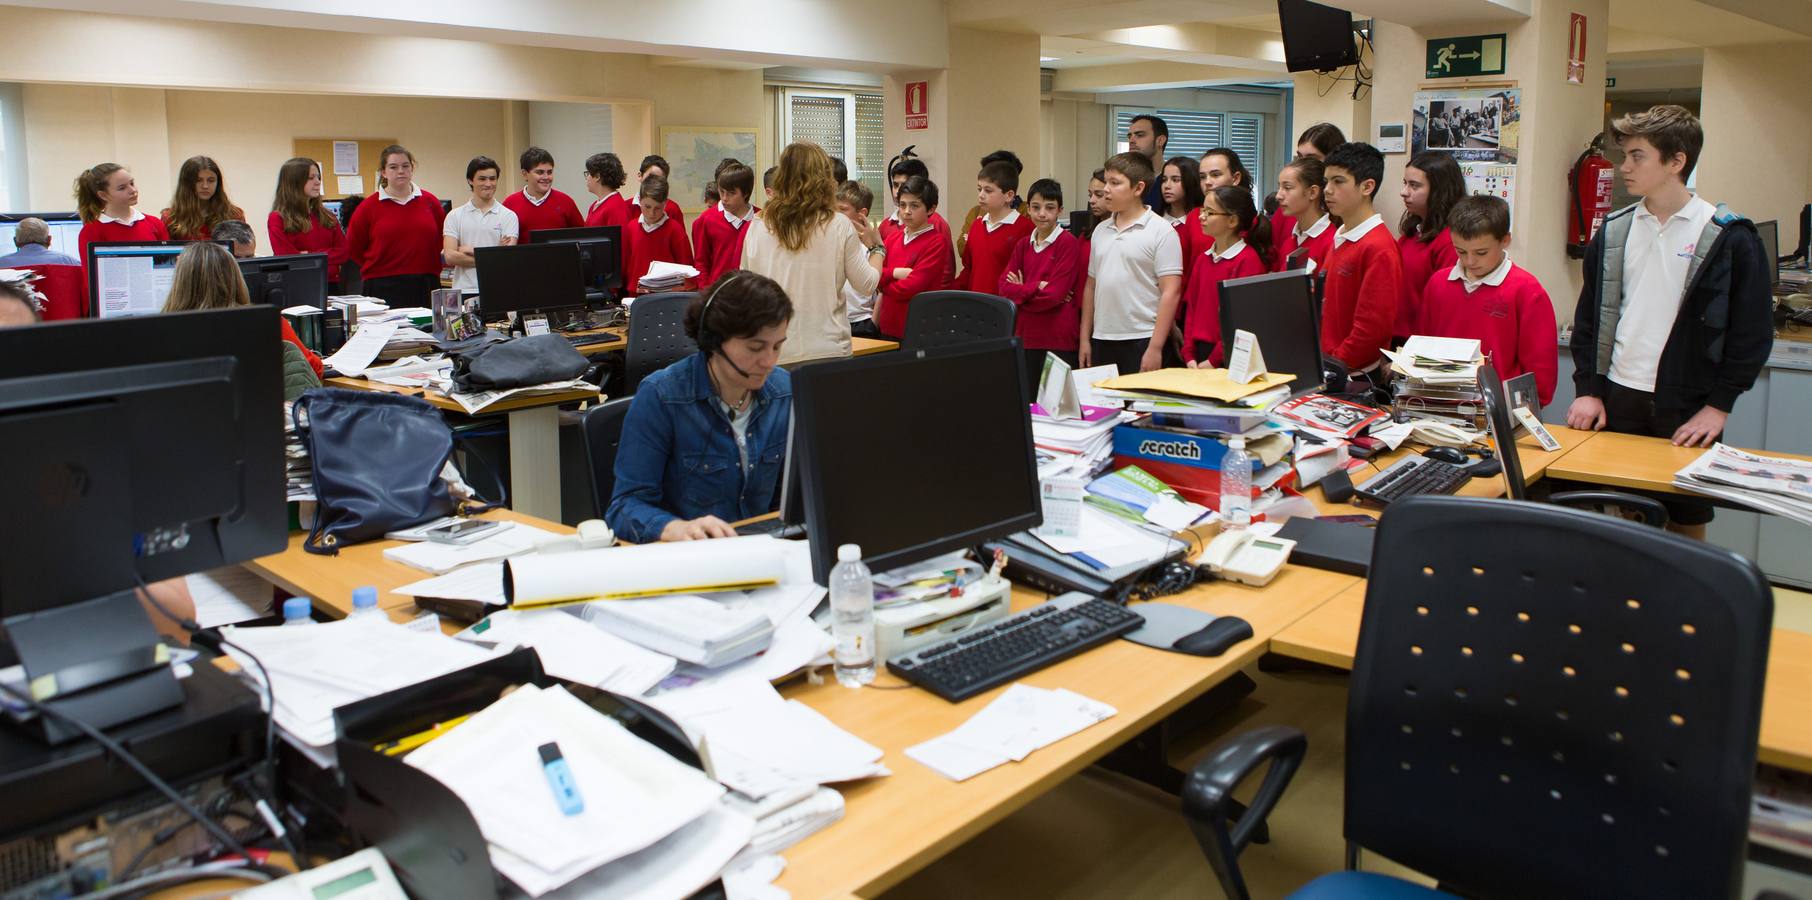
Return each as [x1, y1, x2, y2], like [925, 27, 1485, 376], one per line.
[450, 333, 589, 394]
[293, 388, 481, 555]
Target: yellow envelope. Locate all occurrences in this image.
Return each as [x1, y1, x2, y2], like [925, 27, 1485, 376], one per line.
[1097, 367, 1296, 402]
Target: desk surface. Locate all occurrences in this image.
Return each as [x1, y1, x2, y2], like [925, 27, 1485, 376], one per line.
[1309, 425, 1596, 517]
[1545, 431, 1812, 496]
[323, 375, 599, 415]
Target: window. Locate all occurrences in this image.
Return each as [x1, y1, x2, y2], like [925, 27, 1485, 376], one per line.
[1113, 106, 1268, 195]
[780, 88, 887, 217]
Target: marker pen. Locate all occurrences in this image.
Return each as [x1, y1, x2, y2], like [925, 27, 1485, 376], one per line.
[538, 741, 584, 816]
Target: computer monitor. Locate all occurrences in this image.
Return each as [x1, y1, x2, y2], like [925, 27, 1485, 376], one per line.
[0, 213, 84, 258]
[530, 225, 624, 300]
[1757, 220, 1778, 286]
[85, 240, 231, 318]
[791, 338, 1043, 585]
[1477, 361, 1527, 501]
[1278, 0, 1359, 73]
[1218, 269, 1324, 395]
[238, 253, 329, 311]
[321, 199, 344, 222]
[474, 242, 587, 321]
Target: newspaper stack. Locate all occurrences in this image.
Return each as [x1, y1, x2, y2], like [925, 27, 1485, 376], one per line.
[1384, 335, 1486, 429]
[283, 400, 314, 502]
[638, 261, 700, 293]
[1673, 443, 1812, 527]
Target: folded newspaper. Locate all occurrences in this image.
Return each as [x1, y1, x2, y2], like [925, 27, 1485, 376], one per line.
[1673, 443, 1812, 527]
[445, 379, 597, 414]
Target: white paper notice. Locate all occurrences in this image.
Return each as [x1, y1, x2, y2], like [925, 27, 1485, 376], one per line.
[335, 175, 365, 196]
[332, 141, 359, 176]
[321, 321, 397, 376]
[1071, 364, 1122, 409]
[1227, 329, 1267, 384]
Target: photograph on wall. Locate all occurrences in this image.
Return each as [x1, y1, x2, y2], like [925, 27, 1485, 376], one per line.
[659, 126, 759, 208]
[1411, 88, 1521, 163]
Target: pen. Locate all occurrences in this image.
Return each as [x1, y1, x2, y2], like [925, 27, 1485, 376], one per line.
[375, 713, 472, 756]
[539, 741, 585, 816]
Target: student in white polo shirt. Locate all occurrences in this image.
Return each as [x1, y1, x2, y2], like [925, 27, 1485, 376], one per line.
[441, 156, 520, 295]
[1078, 152, 1184, 375]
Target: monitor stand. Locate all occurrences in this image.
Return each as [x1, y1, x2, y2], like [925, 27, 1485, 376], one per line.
[4, 591, 184, 745]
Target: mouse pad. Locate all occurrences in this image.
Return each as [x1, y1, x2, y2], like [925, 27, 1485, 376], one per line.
[1123, 603, 1254, 656]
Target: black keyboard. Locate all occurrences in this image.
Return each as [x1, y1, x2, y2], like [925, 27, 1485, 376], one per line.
[563, 332, 619, 347]
[886, 593, 1144, 702]
[733, 518, 805, 539]
[1355, 455, 1470, 506]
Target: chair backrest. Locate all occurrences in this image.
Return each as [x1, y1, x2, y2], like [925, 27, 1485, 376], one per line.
[900, 290, 1016, 351]
[622, 291, 698, 395]
[1346, 496, 1771, 900]
[579, 396, 635, 519]
[18, 263, 85, 321]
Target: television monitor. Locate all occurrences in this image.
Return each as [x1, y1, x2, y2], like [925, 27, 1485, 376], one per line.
[1757, 219, 1778, 286]
[1278, 0, 1359, 73]
[239, 253, 329, 311]
[0, 213, 84, 259]
[791, 338, 1042, 585]
[85, 241, 232, 318]
[1218, 269, 1325, 395]
[530, 225, 624, 300]
[474, 242, 587, 320]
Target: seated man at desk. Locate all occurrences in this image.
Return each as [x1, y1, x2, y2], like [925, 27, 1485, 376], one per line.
[607, 270, 793, 542]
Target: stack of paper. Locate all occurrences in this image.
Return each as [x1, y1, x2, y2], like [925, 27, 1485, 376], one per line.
[456, 608, 676, 697]
[906, 684, 1116, 781]
[1385, 335, 1487, 429]
[638, 261, 699, 292]
[1033, 411, 1124, 478]
[1674, 443, 1812, 527]
[1084, 464, 1210, 530]
[187, 567, 274, 628]
[722, 783, 846, 860]
[576, 596, 774, 668]
[533, 806, 755, 900]
[375, 325, 441, 362]
[443, 378, 597, 414]
[282, 400, 313, 501]
[645, 676, 888, 798]
[361, 355, 451, 389]
[381, 521, 565, 575]
[1032, 503, 1183, 570]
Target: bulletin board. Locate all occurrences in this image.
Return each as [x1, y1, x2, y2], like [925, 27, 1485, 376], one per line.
[1410, 87, 1521, 226]
[291, 138, 398, 199]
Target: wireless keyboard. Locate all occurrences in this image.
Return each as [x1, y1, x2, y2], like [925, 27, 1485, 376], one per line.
[885, 593, 1144, 702]
[1355, 455, 1470, 506]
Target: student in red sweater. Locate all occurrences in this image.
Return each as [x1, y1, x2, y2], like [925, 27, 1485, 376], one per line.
[1267, 122, 1345, 257]
[161, 156, 246, 241]
[875, 176, 949, 339]
[998, 179, 1083, 386]
[344, 144, 447, 309]
[636, 156, 686, 229]
[694, 162, 760, 290]
[1158, 156, 1206, 294]
[1394, 151, 1464, 345]
[583, 152, 632, 228]
[1318, 142, 1401, 378]
[624, 174, 695, 294]
[502, 146, 583, 241]
[958, 160, 1034, 295]
[1183, 185, 1273, 367]
[268, 157, 349, 292]
[74, 163, 170, 272]
[880, 156, 958, 286]
[1273, 156, 1335, 273]
[1418, 195, 1557, 406]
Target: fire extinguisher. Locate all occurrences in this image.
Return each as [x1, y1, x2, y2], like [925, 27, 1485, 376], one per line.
[1567, 135, 1615, 259]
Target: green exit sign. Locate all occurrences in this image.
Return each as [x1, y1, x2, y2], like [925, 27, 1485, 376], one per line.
[1426, 34, 1507, 79]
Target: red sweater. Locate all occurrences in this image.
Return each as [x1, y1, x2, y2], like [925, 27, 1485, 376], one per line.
[78, 213, 170, 270]
[1273, 216, 1334, 273]
[624, 216, 695, 294]
[693, 207, 758, 290]
[880, 211, 956, 289]
[1172, 208, 1208, 304]
[1419, 263, 1559, 406]
[1269, 213, 1295, 256]
[1181, 243, 1269, 364]
[345, 190, 446, 280]
[1396, 228, 1457, 339]
[504, 189, 583, 240]
[268, 211, 349, 284]
[1320, 225, 1401, 371]
[958, 213, 1034, 295]
[586, 193, 632, 228]
[160, 206, 245, 242]
[279, 318, 324, 376]
[876, 227, 951, 338]
[997, 229, 1083, 351]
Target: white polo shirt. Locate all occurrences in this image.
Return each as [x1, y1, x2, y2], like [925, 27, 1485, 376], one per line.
[1087, 209, 1184, 341]
[442, 200, 520, 292]
[1609, 194, 1716, 392]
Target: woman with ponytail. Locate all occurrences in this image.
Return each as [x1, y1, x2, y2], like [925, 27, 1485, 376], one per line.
[74, 163, 169, 273]
[1183, 185, 1272, 366]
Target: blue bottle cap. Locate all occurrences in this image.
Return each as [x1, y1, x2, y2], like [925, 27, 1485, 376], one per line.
[352, 586, 379, 610]
[283, 597, 312, 621]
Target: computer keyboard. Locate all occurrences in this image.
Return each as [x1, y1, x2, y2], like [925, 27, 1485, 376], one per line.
[562, 332, 619, 348]
[1355, 455, 1470, 506]
[886, 593, 1144, 702]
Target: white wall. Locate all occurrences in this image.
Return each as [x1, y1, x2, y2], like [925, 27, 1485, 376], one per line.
[1697, 42, 1812, 237]
[527, 102, 623, 204]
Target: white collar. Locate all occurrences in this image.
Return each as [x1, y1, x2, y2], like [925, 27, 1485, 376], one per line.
[380, 184, 423, 205]
[1208, 239, 1247, 263]
[1334, 213, 1385, 247]
[1449, 254, 1513, 292]
[901, 223, 935, 245]
[462, 199, 501, 214]
[521, 187, 553, 207]
[639, 214, 669, 233]
[97, 208, 146, 226]
[1294, 213, 1331, 240]
[1163, 212, 1186, 227]
[1106, 208, 1161, 235]
[722, 205, 755, 229]
[1031, 226, 1061, 252]
[984, 208, 1022, 232]
[1635, 194, 1713, 226]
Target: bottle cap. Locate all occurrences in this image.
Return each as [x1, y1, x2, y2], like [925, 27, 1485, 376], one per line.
[1229, 437, 1246, 450]
[282, 597, 311, 621]
[352, 586, 378, 610]
[837, 543, 862, 562]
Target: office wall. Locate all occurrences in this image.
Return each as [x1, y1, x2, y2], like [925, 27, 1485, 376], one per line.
[1041, 95, 1111, 213]
[1697, 42, 1812, 238]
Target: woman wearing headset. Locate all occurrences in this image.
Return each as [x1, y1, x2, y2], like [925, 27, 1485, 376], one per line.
[605, 270, 796, 543]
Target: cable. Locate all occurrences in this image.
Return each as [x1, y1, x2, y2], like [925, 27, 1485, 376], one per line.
[80, 860, 276, 900]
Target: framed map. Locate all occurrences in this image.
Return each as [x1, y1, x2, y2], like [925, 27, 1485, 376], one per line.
[658, 126, 760, 209]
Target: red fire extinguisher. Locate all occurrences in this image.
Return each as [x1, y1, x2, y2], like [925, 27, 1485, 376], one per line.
[1568, 135, 1615, 259]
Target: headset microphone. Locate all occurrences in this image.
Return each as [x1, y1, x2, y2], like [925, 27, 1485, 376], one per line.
[700, 273, 753, 378]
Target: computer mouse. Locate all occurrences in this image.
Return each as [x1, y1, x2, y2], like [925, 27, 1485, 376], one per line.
[1172, 616, 1255, 657]
[1422, 446, 1469, 465]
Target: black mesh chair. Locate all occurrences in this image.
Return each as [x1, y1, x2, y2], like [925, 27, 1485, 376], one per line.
[1185, 496, 1772, 900]
[900, 290, 1016, 351]
[579, 397, 634, 520]
[622, 291, 698, 395]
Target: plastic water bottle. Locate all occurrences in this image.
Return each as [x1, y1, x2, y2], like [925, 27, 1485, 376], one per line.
[349, 586, 382, 620]
[281, 597, 314, 627]
[1220, 437, 1252, 532]
[829, 544, 876, 687]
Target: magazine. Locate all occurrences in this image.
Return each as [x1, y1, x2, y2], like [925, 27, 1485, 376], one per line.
[1269, 393, 1390, 440]
[1673, 443, 1812, 527]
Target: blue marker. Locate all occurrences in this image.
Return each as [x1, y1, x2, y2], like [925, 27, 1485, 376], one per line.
[538, 741, 585, 816]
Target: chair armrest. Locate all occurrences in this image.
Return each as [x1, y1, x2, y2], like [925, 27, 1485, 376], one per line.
[1548, 490, 1669, 529]
[1182, 725, 1308, 900]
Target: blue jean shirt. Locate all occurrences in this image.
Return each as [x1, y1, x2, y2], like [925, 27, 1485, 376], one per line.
[605, 352, 791, 543]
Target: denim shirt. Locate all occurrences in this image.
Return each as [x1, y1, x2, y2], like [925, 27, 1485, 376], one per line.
[605, 352, 791, 543]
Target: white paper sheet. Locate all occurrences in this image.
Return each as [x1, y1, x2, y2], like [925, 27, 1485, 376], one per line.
[906, 685, 1115, 782]
[465, 608, 676, 697]
[190, 567, 273, 627]
[332, 141, 359, 175]
[530, 805, 755, 900]
[1401, 335, 1482, 362]
[383, 523, 562, 575]
[393, 563, 509, 604]
[1070, 364, 1123, 409]
[507, 536, 788, 607]
[322, 321, 397, 376]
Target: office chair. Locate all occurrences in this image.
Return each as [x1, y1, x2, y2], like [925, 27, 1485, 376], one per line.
[900, 290, 1016, 351]
[622, 291, 698, 395]
[1184, 496, 1772, 900]
[1547, 490, 1669, 529]
[579, 397, 633, 519]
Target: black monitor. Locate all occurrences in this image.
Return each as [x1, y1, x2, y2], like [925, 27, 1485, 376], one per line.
[1278, 0, 1358, 73]
[791, 338, 1042, 585]
[530, 225, 624, 301]
[84, 240, 232, 318]
[1218, 269, 1324, 394]
[1757, 220, 1778, 286]
[1477, 361, 1527, 501]
[239, 253, 329, 311]
[474, 242, 587, 320]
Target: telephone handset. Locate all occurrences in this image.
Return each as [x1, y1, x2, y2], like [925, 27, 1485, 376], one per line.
[1200, 530, 1297, 587]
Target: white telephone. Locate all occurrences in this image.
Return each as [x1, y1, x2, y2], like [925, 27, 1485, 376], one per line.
[1200, 530, 1297, 587]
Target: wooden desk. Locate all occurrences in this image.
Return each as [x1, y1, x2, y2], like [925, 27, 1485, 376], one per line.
[1546, 430, 1812, 497]
[1308, 426, 1597, 517]
[568, 324, 898, 359]
[324, 376, 599, 520]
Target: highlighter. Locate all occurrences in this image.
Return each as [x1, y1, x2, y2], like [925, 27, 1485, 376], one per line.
[538, 741, 585, 816]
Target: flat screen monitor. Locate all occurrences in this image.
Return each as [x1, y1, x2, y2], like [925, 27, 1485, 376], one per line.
[320, 199, 344, 222]
[0, 306, 286, 616]
[1278, 0, 1359, 73]
[84, 241, 232, 318]
[791, 338, 1042, 585]
[1218, 269, 1324, 395]
[1477, 361, 1527, 501]
[1757, 219, 1778, 285]
[474, 242, 587, 319]
[0, 213, 84, 260]
[531, 225, 624, 300]
[239, 253, 329, 312]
